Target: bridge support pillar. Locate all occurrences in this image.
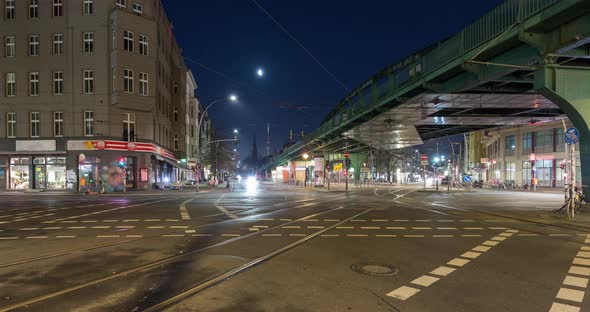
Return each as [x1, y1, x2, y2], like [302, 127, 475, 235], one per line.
[536, 65, 590, 193]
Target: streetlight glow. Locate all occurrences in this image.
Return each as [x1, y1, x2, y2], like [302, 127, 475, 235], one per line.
[302, 153, 309, 160]
[229, 94, 238, 102]
[233, 129, 238, 134]
[257, 68, 264, 77]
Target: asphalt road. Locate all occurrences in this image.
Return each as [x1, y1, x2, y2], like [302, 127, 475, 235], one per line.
[0, 183, 588, 312]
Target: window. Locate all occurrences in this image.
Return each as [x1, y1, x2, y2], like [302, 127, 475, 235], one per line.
[53, 34, 63, 55]
[30, 112, 40, 137]
[116, 0, 126, 8]
[504, 135, 515, 156]
[123, 30, 133, 52]
[522, 132, 532, 155]
[124, 69, 133, 93]
[139, 35, 148, 55]
[29, 0, 38, 19]
[522, 161, 531, 185]
[83, 70, 94, 94]
[5, 36, 14, 57]
[83, 0, 93, 15]
[111, 28, 116, 50]
[5, 112, 16, 138]
[173, 109, 178, 121]
[83, 32, 94, 53]
[53, 0, 63, 17]
[123, 113, 135, 142]
[29, 72, 39, 96]
[54, 112, 63, 137]
[139, 72, 148, 96]
[132, 2, 142, 15]
[505, 162, 515, 182]
[29, 35, 39, 56]
[173, 81, 178, 94]
[5, 0, 14, 19]
[112, 67, 116, 91]
[84, 111, 94, 136]
[6, 73, 15, 96]
[174, 134, 179, 150]
[53, 71, 63, 95]
[534, 129, 553, 154]
[555, 128, 565, 152]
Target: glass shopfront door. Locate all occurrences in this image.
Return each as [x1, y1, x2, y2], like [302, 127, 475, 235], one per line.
[46, 157, 66, 189]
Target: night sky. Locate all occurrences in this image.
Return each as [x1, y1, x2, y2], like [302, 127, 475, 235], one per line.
[162, 0, 504, 159]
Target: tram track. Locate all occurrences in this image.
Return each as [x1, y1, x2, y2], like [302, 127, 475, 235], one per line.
[0, 203, 351, 312]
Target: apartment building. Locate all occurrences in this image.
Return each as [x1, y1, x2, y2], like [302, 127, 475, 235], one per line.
[468, 119, 580, 188]
[0, 0, 194, 191]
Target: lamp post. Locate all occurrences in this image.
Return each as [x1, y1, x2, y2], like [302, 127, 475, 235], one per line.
[303, 153, 309, 187]
[195, 95, 237, 192]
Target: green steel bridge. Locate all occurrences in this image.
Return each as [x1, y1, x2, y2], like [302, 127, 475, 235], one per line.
[262, 0, 590, 188]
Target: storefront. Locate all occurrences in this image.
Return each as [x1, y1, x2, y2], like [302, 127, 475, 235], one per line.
[9, 157, 30, 190]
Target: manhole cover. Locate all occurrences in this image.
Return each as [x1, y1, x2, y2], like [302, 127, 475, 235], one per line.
[351, 263, 398, 277]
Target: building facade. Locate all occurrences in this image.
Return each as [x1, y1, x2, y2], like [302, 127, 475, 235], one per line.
[0, 0, 194, 191]
[468, 119, 580, 188]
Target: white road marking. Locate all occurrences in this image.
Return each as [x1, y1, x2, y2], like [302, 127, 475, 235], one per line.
[303, 219, 319, 222]
[165, 219, 179, 222]
[25, 236, 48, 239]
[308, 226, 325, 229]
[320, 234, 339, 237]
[386, 286, 420, 300]
[262, 234, 282, 237]
[550, 234, 572, 237]
[404, 235, 425, 238]
[170, 226, 189, 229]
[411, 275, 439, 287]
[360, 226, 380, 230]
[461, 234, 482, 237]
[221, 234, 240, 237]
[447, 258, 470, 267]
[56, 235, 76, 238]
[19, 228, 39, 231]
[488, 227, 508, 230]
[324, 219, 340, 222]
[91, 226, 111, 229]
[578, 251, 590, 259]
[416, 220, 432, 222]
[386, 227, 406, 230]
[346, 234, 368, 237]
[185, 230, 196, 233]
[126, 235, 143, 238]
[215, 194, 238, 219]
[67, 226, 86, 229]
[569, 266, 590, 276]
[491, 236, 507, 241]
[376, 234, 397, 237]
[81, 220, 98, 223]
[350, 219, 366, 222]
[162, 234, 185, 237]
[123, 219, 139, 222]
[371, 219, 388, 222]
[282, 226, 301, 229]
[556, 287, 585, 303]
[147, 226, 165, 229]
[145, 219, 161, 222]
[289, 234, 306, 237]
[433, 235, 454, 238]
[393, 219, 409, 222]
[436, 227, 457, 230]
[549, 302, 580, 312]
[336, 226, 354, 229]
[43, 227, 62, 230]
[192, 234, 213, 237]
[461, 251, 482, 259]
[517, 233, 539, 237]
[473, 246, 491, 252]
[463, 227, 484, 230]
[97, 235, 120, 238]
[482, 240, 500, 246]
[0, 237, 19, 240]
[279, 219, 292, 221]
[412, 227, 432, 230]
[436, 220, 455, 222]
[573, 258, 590, 266]
[563, 276, 589, 288]
[430, 266, 455, 277]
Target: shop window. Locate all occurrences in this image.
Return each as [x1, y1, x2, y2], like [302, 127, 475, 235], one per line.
[504, 135, 515, 156]
[522, 133, 532, 155]
[10, 157, 30, 189]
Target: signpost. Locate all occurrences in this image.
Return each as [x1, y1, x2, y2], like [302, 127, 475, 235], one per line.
[344, 150, 349, 192]
[420, 154, 428, 191]
[565, 127, 579, 218]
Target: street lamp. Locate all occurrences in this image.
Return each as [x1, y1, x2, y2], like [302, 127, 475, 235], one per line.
[233, 129, 239, 134]
[257, 68, 264, 77]
[195, 94, 238, 192]
[303, 153, 309, 187]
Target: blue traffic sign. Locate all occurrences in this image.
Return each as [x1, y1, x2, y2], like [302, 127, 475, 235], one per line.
[565, 127, 580, 145]
[463, 175, 472, 183]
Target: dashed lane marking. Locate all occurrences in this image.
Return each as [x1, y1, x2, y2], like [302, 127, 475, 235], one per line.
[261, 234, 282, 237]
[376, 234, 397, 238]
[281, 226, 300, 229]
[56, 236, 76, 238]
[387, 229, 517, 301]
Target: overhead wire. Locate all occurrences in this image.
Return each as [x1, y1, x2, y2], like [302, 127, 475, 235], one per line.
[250, 0, 350, 92]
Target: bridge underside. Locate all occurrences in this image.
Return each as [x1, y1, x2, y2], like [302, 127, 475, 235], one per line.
[343, 92, 565, 150]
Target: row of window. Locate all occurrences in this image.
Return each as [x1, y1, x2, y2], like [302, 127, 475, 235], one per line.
[4, 0, 142, 20]
[4, 69, 149, 96]
[488, 128, 567, 158]
[3, 111, 135, 138]
[4, 31, 148, 57]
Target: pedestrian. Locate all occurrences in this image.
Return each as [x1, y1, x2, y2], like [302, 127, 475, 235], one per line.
[226, 180, 231, 192]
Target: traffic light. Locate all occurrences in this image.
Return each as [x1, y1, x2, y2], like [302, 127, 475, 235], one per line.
[345, 158, 351, 169]
[117, 157, 126, 168]
[233, 135, 238, 145]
